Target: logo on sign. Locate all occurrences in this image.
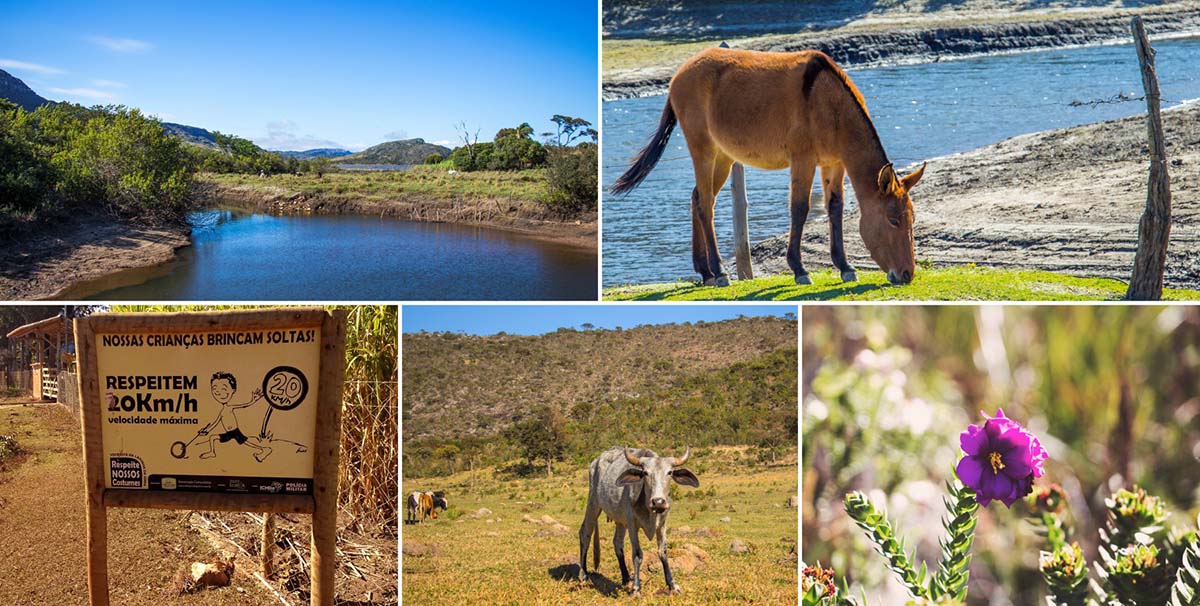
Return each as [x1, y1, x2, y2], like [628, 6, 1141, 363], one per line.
[110, 455, 145, 488]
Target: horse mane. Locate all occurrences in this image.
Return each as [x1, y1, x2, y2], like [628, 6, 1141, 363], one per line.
[802, 52, 888, 163]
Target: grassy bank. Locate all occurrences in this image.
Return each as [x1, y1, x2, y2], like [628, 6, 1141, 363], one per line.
[603, 266, 1200, 301]
[402, 448, 797, 606]
[203, 164, 549, 203]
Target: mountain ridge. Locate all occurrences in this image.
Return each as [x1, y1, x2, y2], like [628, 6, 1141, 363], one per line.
[335, 138, 450, 165]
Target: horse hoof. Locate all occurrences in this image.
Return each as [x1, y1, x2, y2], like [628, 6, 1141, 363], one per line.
[702, 277, 718, 287]
[795, 274, 813, 285]
[715, 275, 731, 287]
[841, 271, 858, 283]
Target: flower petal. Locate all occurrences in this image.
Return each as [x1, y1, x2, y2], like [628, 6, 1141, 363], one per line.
[957, 455, 984, 489]
[960, 425, 988, 456]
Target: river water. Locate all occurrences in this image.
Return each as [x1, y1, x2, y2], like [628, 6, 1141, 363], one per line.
[601, 36, 1200, 286]
[75, 211, 597, 300]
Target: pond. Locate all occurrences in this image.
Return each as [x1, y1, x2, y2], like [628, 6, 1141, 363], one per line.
[601, 36, 1200, 286]
[71, 210, 597, 301]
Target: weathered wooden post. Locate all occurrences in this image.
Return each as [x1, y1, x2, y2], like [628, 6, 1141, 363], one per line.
[1125, 16, 1172, 300]
[730, 162, 754, 280]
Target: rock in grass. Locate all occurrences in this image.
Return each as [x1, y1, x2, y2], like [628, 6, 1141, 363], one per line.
[730, 538, 753, 554]
[403, 542, 440, 557]
[173, 559, 234, 594]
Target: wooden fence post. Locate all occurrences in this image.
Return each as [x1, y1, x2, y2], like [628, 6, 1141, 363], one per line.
[1125, 16, 1172, 300]
[731, 162, 754, 280]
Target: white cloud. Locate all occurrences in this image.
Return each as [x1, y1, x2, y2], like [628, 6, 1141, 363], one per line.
[49, 87, 118, 101]
[91, 79, 126, 88]
[253, 119, 345, 151]
[0, 59, 64, 75]
[88, 36, 152, 53]
[432, 139, 453, 146]
[383, 129, 408, 140]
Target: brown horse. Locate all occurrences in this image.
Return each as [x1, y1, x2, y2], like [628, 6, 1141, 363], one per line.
[611, 47, 926, 286]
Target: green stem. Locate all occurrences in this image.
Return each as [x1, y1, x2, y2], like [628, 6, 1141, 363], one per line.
[931, 477, 979, 601]
[844, 491, 931, 601]
[1171, 521, 1200, 606]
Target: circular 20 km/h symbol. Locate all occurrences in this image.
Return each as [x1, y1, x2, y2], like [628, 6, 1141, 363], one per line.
[262, 366, 309, 411]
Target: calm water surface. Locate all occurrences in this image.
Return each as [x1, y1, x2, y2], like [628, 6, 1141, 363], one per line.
[78, 211, 597, 300]
[602, 37, 1200, 286]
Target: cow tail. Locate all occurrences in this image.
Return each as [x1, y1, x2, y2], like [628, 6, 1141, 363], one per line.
[592, 524, 600, 570]
[609, 98, 676, 195]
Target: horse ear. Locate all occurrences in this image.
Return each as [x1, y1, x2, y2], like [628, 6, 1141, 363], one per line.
[900, 162, 927, 191]
[876, 163, 898, 194]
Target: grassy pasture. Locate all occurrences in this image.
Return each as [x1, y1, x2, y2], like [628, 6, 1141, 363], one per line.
[603, 266, 1200, 301]
[202, 164, 549, 203]
[402, 448, 798, 606]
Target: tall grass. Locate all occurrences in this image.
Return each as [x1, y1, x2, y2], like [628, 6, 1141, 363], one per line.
[339, 305, 398, 532]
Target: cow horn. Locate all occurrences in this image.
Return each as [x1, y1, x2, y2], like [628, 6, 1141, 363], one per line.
[624, 448, 642, 466]
[673, 447, 690, 466]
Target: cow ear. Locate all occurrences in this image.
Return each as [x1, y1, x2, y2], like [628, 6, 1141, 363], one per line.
[617, 469, 645, 486]
[671, 468, 699, 487]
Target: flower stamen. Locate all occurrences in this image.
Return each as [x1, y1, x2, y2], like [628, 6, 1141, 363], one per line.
[988, 451, 1005, 474]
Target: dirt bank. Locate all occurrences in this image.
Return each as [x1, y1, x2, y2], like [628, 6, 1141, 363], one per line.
[603, 1, 1200, 99]
[0, 213, 191, 301]
[748, 101, 1200, 288]
[204, 181, 598, 252]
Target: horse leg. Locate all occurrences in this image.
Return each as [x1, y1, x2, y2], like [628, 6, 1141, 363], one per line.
[787, 159, 817, 284]
[822, 164, 857, 282]
[688, 144, 729, 286]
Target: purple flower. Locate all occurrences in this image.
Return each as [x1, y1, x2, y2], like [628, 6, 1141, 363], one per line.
[956, 408, 1047, 507]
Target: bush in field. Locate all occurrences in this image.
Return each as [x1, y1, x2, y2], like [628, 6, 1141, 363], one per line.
[544, 141, 597, 215]
[50, 106, 192, 219]
[0, 101, 53, 224]
[3, 103, 195, 224]
[424, 153, 444, 165]
[505, 405, 568, 477]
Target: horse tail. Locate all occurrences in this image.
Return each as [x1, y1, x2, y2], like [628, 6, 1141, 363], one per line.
[592, 524, 600, 570]
[610, 98, 676, 195]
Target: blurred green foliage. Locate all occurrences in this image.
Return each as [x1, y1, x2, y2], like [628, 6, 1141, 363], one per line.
[804, 306, 1200, 606]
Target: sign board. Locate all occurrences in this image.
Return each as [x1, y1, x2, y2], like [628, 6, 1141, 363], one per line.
[96, 325, 321, 494]
[76, 308, 347, 606]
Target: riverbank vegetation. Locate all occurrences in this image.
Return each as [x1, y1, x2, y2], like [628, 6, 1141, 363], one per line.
[604, 266, 1200, 301]
[0, 100, 195, 232]
[447, 114, 598, 215]
[402, 315, 797, 479]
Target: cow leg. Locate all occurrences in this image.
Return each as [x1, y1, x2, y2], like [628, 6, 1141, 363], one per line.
[787, 158, 817, 285]
[656, 524, 678, 593]
[822, 163, 856, 282]
[614, 524, 630, 586]
[629, 527, 644, 596]
[578, 500, 601, 582]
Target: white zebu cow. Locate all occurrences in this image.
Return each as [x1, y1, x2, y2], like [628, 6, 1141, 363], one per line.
[577, 446, 698, 595]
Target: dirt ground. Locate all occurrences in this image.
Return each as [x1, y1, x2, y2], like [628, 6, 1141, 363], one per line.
[0, 213, 190, 301]
[750, 100, 1200, 288]
[0, 402, 397, 606]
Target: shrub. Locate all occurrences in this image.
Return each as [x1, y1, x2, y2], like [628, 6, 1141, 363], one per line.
[543, 142, 597, 215]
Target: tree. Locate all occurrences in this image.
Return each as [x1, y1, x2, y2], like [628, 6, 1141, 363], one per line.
[455, 121, 481, 168]
[506, 405, 569, 477]
[309, 156, 331, 178]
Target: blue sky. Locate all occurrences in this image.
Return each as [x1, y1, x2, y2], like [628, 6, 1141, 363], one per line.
[0, 0, 597, 151]
[402, 305, 797, 335]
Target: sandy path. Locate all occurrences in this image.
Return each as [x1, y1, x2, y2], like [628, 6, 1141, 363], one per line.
[0, 214, 190, 301]
[750, 101, 1200, 287]
[0, 404, 279, 606]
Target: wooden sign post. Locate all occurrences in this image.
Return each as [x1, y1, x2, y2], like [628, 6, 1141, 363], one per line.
[75, 308, 347, 606]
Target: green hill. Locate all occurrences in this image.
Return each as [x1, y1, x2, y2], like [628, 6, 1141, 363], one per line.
[402, 316, 798, 476]
[335, 138, 450, 165]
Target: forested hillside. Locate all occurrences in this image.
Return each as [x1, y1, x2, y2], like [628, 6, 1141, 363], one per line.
[403, 315, 797, 476]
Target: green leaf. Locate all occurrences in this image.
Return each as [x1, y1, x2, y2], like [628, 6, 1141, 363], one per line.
[931, 476, 979, 601]
[844, 491, 931, 601]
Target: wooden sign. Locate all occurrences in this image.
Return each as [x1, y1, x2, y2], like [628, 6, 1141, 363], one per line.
[76, 308, 347, 606]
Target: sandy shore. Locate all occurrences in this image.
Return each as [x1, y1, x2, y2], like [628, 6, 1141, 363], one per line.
[603, 1, 1200, 99]
[0, 213, 191, 300]
[748, 101, 1200, 288]
[206, 181, 599, 251]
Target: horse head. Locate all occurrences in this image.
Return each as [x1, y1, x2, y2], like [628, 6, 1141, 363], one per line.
[860, 162, 925, 284]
